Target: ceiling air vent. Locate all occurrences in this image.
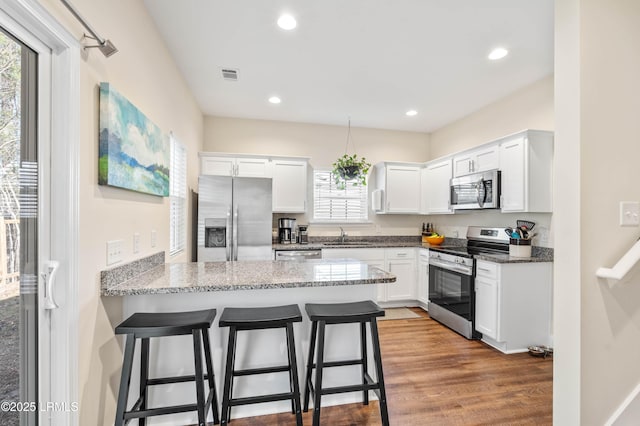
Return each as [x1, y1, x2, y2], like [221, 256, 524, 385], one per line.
[221, 68, 239, 81]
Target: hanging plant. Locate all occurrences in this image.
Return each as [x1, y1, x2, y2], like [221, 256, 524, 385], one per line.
[332, 153, 371, 190]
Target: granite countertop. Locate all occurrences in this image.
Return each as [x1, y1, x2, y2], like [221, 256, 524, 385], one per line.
[102, 258, 396, 296]
[272, 237, 554, 264]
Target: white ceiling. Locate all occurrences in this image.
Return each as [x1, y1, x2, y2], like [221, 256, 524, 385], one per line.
[143, 0, 554, 133]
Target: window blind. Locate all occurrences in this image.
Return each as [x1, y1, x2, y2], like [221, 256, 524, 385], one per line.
[313, 169, 368, 222]
[170, 136, 187, 255]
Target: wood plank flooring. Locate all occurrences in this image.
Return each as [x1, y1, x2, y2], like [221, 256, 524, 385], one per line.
[210, 308, 552, 425]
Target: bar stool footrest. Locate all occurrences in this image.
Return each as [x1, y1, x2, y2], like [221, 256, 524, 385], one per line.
[309, 359, 364, 369]
[124, 402, 200, 420]
[233, 365, 291, 376]
[229, 392, 296, 406]
[146, 374, 212, 386]
[320, 382, 381, 396]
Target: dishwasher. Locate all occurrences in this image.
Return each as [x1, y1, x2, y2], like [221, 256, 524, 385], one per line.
[274, 249, 322, 262]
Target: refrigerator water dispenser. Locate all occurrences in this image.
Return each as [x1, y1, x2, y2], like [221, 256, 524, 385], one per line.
[204, 218, 226, 248]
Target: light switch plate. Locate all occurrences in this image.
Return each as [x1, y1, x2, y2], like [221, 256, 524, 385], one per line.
[151, 230, 157, 248]
[620, 201, 640, 226]
[133, 233, 140, 254]
[106, 240, 123, 265]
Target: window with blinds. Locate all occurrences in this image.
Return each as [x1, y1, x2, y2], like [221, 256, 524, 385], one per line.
[313, 169, 368, 222]
[170, 136, 187, 255]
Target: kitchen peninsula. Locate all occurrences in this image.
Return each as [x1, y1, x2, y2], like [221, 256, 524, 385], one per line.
[101, 254, 396, 425]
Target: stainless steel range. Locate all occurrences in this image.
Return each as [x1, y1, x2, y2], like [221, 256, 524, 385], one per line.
[428, 226, 510, 339]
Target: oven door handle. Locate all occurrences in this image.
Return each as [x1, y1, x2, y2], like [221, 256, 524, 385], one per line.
[429, 258, 473, 276]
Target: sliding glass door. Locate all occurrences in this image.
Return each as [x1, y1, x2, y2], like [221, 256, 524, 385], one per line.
[0, 27, 42, 426]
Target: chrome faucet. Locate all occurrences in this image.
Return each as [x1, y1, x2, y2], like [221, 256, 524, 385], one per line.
[340, 227, 348, 243]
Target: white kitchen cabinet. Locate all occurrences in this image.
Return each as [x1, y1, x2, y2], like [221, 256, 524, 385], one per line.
[271, 159, 308, 213]
[474, 259, 552, 353]
[498, 130, 553, 212]
[421, 158, 453, 214]
[372, 162, 422, 214]
[200, 153, 271, 178]
[453, 144, 499, 177]
[380, 248, 417, 303]
[417, 248, 429, 309]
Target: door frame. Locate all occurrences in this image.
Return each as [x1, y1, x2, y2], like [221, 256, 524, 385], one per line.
[0, 0, 79, 424]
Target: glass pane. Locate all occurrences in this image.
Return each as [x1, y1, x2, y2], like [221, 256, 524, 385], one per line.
[0, 28, 38, 426]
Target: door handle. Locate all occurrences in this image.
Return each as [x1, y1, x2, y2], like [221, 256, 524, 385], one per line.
[42, 260, 60, 310]
[226, 207, 232, 261]
[233, 206, 239, 261]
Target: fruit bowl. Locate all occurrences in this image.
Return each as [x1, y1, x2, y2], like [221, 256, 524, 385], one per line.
[424, 235, 445, 245]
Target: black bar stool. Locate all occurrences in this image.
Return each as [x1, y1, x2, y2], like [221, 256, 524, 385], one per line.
[114, 309, 219, 426]
[303, 300, 389, 426]
[219, 304, 303, 425]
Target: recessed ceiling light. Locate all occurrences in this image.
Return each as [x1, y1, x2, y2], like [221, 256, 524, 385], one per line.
[277, 14, 297, 30]
[488, 47, 509, 60]
[406, 110, 418, 116]
[268, 96, 281, 104]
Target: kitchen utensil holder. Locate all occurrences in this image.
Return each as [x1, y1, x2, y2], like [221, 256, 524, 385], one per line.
[509, 238, 532, 258]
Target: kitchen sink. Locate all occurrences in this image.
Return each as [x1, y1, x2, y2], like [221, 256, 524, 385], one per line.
[322, 241, 374, 246]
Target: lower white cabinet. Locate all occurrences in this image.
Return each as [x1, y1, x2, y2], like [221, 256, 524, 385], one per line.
[474, 259, 553, 353]
[417, 248, 429, 309]
[379, 248, 417, 303]
[321, 247, 417, 305]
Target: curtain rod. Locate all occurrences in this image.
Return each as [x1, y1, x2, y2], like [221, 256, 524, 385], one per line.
[60, 0, 118, 57]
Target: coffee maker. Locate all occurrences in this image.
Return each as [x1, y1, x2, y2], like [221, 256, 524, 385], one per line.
[298, 225, 309, 244]
[278, 218, 296, 244]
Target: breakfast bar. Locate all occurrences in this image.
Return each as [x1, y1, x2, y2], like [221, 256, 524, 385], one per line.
[101, 256, 396, 425]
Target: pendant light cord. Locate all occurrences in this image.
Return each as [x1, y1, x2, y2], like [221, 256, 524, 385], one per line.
[344, 117, 356, 155]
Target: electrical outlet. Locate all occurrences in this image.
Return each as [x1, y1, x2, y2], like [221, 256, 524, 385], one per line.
[106, 240, 123, 265]
[133, 233, 140, 254]
[151, 230, 157, 248]
[620, 201, 640, 226]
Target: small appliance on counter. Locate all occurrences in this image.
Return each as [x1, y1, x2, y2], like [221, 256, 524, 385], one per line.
[278, 218, 297, 244]
[298, 225, 309, 244]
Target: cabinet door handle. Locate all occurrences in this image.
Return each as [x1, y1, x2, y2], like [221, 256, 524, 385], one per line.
[477, 267, 492, 273]
[396, 252, 407, 257]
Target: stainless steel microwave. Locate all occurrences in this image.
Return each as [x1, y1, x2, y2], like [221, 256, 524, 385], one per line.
[450, 169, 501, 210]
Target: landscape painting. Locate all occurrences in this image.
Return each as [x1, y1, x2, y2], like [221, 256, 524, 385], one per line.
[99, 82, 169, 196]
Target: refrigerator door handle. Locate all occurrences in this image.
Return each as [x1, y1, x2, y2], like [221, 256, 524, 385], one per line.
[233, 206, 239, 261]
[226, 207, 232, 261]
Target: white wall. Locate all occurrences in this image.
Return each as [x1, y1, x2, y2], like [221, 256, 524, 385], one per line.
[558, 0, 640, 424]
[204, 116, 430, 237]
[426, 76, 555, 246]
[36, 0, 203, 423]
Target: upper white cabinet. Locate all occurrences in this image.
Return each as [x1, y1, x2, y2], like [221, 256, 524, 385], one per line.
[200, 153, 271, 178]
[421, 158, 453, 214]
[372, 162, 422, 214]
[199, 153, 309, 213]
[453, 144, 499, 177]
[272, 159, 308, 213]
[498, 130, 553, 212]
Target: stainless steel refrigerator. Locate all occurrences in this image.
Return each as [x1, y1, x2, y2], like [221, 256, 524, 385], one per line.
[197, 175, 273, 261]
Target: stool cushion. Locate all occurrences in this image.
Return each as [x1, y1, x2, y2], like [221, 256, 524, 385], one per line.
[305, 300, 384, 322]
[115, 309, 217, 338]
[219, 304, 302, 329]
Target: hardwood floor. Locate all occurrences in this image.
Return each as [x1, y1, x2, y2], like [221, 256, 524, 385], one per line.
[211, 308, 552, 425]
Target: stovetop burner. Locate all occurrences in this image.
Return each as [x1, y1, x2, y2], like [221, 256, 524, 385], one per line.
[429, 226, 512, 258]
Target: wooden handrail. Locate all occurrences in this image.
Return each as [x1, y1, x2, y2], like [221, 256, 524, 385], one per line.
[596, 239, 640, 280]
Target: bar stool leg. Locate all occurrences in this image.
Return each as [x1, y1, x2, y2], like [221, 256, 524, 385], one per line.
[221, 326, 237, 426]
[360, 321, 369, 405]
[285, 327, 295, 415]
[115, 335, 136, 426]
[202, 328, 220, 424]
[303, 320, 318, 412]
[369, 319, 390, 426]
[312, 321, 326, 426]
[193, 329, 207, 426]
[286, 322, 303, 426]
[139, 338, 150, 426]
